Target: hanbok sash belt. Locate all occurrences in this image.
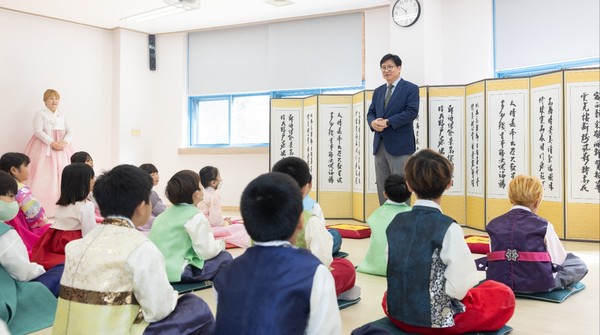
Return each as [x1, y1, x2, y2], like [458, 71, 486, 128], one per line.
[487, 249, 551, 262]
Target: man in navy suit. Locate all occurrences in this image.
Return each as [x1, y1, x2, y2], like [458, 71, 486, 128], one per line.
[367, 54, 419, 205]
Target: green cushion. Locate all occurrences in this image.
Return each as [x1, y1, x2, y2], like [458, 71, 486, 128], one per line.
[171, 280, 213, 294]
[515, 282, 586, 303]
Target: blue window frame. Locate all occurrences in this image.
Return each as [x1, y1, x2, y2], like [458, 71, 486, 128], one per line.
[188, 85, 364, 148]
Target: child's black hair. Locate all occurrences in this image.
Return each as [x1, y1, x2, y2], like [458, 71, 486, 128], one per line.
[56, 163, 95, 206]
[0, 171, 18, 197]
[93, 165, 152, 219]
[139, 163, 159, 175]
[271, 157, 310, 188]
[165, 170, 201, 205]
[70, 151, 92, 164]
[0, 152, 30, 177]
[199, 166, 219, 188]
[404, 149, 453, 200]
[384, 174, 411, 203]
[241, 172, 303, 242]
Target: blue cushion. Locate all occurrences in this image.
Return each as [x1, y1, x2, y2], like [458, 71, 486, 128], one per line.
[515, 282, 586, 303]
[338, 297, 361, 310]
[351, 317, 513, 335]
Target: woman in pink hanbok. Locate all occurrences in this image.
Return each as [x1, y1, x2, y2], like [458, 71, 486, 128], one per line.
[24, 89, 74, 217]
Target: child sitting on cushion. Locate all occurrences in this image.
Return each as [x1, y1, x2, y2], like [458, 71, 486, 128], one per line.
[272, 157, 359, 300]
[198, 166, 250, 248]
[53, 165, 215, 335]
[0, 170, 62, 335]
[213, 172, 341, 334]
[149, 170, 232, 283]
[357, 174, 411, 276]
[486, 175, 588, 293]
[302, 174, 343, 255]
[380, 149, 515, 335]
[0, 152, 49, 253]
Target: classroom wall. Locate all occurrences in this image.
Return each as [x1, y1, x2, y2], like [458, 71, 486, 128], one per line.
[0, 9, 114, 175]
[0, 0, 496, 207]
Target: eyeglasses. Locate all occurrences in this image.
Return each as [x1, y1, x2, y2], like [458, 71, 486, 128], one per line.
[380, 65, 397, 71]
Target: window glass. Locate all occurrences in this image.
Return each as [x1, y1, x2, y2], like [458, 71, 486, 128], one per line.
[194, 99, 229, 144]
[231, 95, 270, 144]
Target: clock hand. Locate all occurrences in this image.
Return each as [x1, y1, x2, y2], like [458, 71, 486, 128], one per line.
[401, 6, 407, 14]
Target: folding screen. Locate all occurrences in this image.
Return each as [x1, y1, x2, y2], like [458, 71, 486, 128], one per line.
[317, 95, 353, 218]
[428, 86, 466, 224]
[530, 71, 565, 238]
[564, 68, 600, 240]
[485, 78, 530, 222]
[465, 81, 486, 230]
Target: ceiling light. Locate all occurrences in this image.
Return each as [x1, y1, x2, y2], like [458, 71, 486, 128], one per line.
[121, 6, 187, 23]
[164, 0, 201, 10]
[264, 0, 294, 7]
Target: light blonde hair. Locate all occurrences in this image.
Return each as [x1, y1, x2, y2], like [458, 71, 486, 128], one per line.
[43, 89, 60, 102]
[508, 175, 543, 207]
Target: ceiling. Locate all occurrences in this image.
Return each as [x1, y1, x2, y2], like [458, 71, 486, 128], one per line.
[0, 0, 389, 34]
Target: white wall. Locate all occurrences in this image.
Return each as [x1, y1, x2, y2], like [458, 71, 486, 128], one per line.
[0, 9, 114, 174]
[387, 0, 494, 86]
[1, 2, 495, 207]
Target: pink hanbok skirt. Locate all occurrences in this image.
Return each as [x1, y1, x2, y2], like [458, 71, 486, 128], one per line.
[24, 130, 74, 218]
[212, 224, 251, 248]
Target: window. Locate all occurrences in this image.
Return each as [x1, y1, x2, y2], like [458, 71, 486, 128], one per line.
[189, 85, 364, 147]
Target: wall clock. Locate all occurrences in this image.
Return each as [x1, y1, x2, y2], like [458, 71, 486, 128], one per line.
[392, 0, 421, 27]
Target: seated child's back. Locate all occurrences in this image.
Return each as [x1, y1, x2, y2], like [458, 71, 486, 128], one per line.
[213, 172, 341, 335]
[486, 175, 588, 293]
[357, 174, 411, 276]
[53, 165, 215, 335]
[0, 170, 60, 335]
[381, 149, 515, 335]
[149, 170, 232, 283]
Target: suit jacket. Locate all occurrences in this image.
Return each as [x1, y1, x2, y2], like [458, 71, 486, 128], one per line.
[367, 78, 419, 156]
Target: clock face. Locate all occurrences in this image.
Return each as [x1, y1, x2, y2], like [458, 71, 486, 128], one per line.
[392, 0, 421, 27]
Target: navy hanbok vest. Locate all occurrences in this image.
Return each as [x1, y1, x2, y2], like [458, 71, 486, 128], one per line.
[213, 245, 321, 335]
[386, 206, 458, 328]
[486, 208, 555, 293]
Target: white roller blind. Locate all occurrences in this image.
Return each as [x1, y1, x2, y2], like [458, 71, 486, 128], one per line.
[495, 0, 599, 72]
[188, 13, 363, 95]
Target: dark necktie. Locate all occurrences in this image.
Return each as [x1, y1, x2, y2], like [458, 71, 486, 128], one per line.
[384, 84, 394, 108]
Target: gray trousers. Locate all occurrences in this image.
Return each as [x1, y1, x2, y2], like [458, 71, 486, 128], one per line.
[374, 141, 411, 205]
[554, 253, 588, 289]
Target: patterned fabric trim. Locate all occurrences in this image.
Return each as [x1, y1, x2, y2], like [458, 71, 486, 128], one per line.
[101, 217, 135, 229]
[59, 285, 139, 306]
[429, 248, 465, 328]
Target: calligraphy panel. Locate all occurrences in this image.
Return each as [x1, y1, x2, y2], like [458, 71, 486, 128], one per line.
[352, 91, 366, 221]
[531, 72, 564, 238]
[317, 95, 353, 218]
[486, 78, 530, 222]
[269, 99, 303, 168]
[303, 96, 318, 198]
[565, 69, 600, 240]
[465, 81, 486, 230]
[428, 86, 466, 224]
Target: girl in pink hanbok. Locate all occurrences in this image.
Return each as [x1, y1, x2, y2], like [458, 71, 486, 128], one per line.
[198, 166, 250, 248]
[24, 89, 74, 217]
[0, 153, 50, 254]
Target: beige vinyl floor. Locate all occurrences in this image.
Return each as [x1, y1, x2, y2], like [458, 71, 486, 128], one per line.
[33, 218, 599, 335]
